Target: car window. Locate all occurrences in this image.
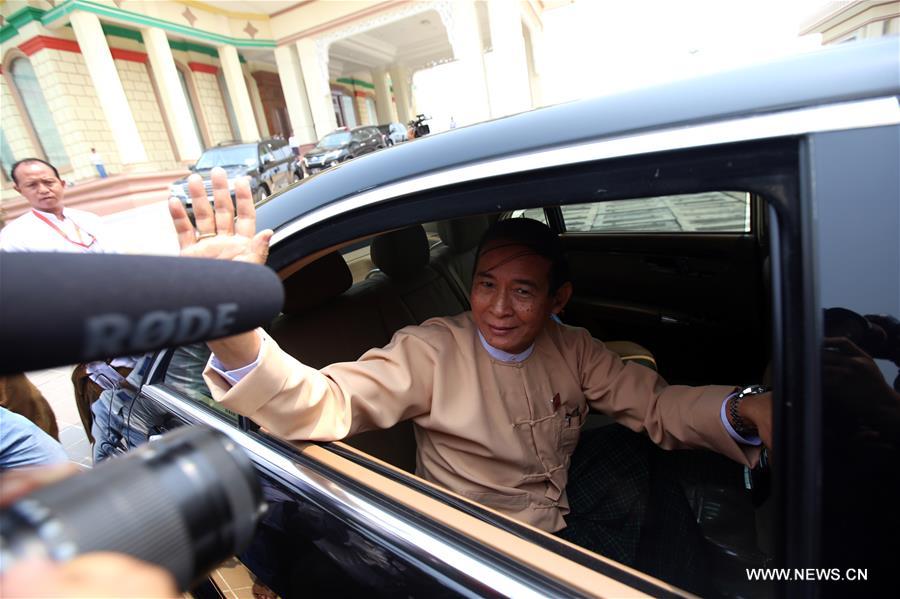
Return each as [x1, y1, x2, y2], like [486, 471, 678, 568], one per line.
[340, 239, 375, 283]
[259, 143, 276, 164]
[509, 208, 548, 223]
[561, 191, 751, 233]
[160, 344, 239, 425]
[266, 177, 774, 594]
[194, 145, 257, 169]
[319, 131, 351, 148]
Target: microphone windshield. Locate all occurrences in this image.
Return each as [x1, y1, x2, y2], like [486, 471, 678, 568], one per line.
[0, 253, 284, 374]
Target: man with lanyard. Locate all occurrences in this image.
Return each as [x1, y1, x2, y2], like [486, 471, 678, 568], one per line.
[1, 158, 134, 444]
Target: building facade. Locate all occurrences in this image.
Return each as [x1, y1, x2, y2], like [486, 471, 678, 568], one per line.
[800, 0, 899, 44]
[1, 0, 547, 220]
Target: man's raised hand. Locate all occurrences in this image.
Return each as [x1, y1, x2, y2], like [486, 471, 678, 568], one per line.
[168, 166, 272, 264]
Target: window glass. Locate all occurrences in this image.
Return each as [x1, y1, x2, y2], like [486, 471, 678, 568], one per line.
[10, 59, 70, 168]
[177, 68, 206, 150]
[340, 239, 375, 283]
[1, 129, 15, 182]
[561, 191, 750, 233]
[509, 208, 548, 223]
[161, 344, 238, 424]
[195, 145, 257, 169]
[216, 70, 240, 140]
[318, 131, 351, 148]
[340, 95, 358, 128]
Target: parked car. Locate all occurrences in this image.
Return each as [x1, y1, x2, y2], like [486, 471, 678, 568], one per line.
[126, 38, 898, 597]
[376, 122, 408, 146]
[302, 126, 387, 175]
[168, 139, 301, 216]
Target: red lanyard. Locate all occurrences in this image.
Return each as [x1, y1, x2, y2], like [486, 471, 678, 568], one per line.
[31, 210, 97, 250]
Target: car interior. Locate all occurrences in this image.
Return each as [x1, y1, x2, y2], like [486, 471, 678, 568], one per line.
[159, 140, 794, 596]
[265, 207, 774, 595]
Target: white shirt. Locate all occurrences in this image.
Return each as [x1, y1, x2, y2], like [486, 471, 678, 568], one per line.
[0, 208, 114, 254]
[90, 152, 104, 165]
[1, 207, 134, 375]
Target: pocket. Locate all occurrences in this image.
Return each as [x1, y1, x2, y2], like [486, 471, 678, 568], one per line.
[558, 404, 588, 453]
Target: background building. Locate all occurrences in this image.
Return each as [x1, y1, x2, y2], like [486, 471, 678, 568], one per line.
[800, 0, 899, 44]
[1, 0, 549, 219]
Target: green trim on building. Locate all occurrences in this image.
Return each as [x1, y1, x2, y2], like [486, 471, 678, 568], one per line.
[1, 5, 47, 43]
[8, 6, 47, 29]
[168, 39, 219, 58]
[42, 0, 276, 49]
[337, 77, 375, 90]
[101, 23, 144, 43]
[0, 24, 18, 44]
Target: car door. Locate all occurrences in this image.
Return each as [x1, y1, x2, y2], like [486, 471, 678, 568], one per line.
[352, 128, 377, 156]
[135, 345, 654, 598]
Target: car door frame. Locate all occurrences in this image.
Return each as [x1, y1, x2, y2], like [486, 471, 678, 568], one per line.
[257, 95, 899, 593]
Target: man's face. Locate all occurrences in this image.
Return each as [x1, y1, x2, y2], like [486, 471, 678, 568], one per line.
[470, 242, 572, 353]
[13, 162, 64, 213]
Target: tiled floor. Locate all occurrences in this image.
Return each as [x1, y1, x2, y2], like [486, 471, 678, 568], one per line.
[211, 558, 257, 599]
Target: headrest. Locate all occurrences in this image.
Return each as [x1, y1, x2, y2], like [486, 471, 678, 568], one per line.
[370, 225, 429, 280]
[437, 215, 491, 253]
[282, 251, 352, 313]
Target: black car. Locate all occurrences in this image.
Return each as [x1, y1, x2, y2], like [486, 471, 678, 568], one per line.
[169, 139, 301, 212]
[129, 38, 898, 597]
[301, 126, 387, 175]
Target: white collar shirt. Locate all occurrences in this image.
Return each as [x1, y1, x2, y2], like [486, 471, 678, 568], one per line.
[0, 208, 114, 254]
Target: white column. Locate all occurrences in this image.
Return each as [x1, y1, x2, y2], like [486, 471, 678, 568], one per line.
[218, 45, 260, 142]
[295, 38, 336, 139]
[371, 67, 394, 124]
[443, 0, 491, 124]
[486, 0, 531, 116]
[69, 11, 147, 165]
[389, 64, 413, 124]
[522, 22, 544, 108]
[142, 27, 201, 161]
[273, 45, 316, 144]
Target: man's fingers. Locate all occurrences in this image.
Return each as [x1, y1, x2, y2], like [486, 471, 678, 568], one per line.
[188, 173, 214, 236]
[168, 198, 196, 250]
[249, 229, 273, 265]
[211, 167, 235, 235]
[234, 176, 256, 238]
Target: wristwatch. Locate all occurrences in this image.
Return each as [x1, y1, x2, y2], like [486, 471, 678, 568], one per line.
[729, 385, 769, 437]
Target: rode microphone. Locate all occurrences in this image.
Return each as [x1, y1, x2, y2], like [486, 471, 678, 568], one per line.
[0, 252, 284, 374]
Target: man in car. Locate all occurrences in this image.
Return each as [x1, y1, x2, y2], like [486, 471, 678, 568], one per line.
[170, 169, 772, 585]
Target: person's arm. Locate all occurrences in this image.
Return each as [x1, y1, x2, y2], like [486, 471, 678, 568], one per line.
[203, 325, 438, 441]
[170, 170, 437, 441]
[573, 329, 763, 466]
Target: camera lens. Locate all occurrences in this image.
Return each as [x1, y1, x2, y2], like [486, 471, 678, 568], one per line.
[0, 426, 262, 590]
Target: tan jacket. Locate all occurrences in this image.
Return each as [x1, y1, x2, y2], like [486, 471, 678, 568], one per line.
[205, 313, 759, 532]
